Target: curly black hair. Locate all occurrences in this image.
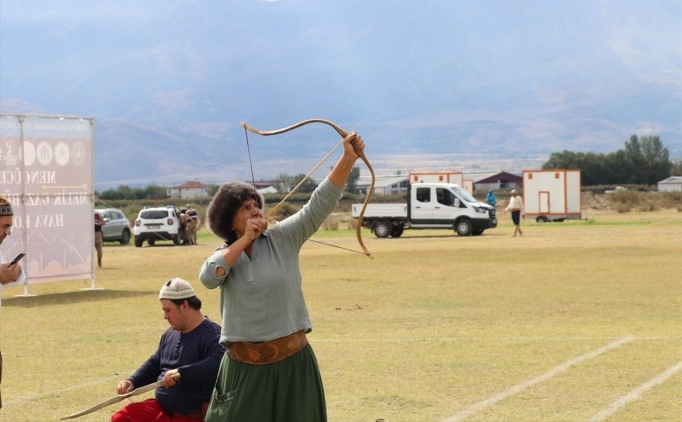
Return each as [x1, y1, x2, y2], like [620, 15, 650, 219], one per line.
[206, 181, 264, 245]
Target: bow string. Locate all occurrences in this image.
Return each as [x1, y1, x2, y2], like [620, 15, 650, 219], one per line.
[241, 119, 375, 259]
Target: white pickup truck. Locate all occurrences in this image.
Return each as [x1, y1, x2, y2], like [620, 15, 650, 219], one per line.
[351, 182, 497, 238]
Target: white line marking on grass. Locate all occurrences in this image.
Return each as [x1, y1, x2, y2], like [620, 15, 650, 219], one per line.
[586, 360, 682, 422]
[314, 336, 669, 343]
[442, 337, 636, 422]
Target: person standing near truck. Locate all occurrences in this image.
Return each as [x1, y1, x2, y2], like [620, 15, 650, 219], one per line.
[486, 190, 496, 208]
[504, 189, 524, 236]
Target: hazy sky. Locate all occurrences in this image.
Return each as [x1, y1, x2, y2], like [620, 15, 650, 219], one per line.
[1, 0, 680, 185]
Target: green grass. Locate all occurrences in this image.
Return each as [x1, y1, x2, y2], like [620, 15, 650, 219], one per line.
[1, 209, 681, 421]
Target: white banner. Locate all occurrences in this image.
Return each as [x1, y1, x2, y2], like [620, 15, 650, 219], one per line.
[0, 115, 94, 284]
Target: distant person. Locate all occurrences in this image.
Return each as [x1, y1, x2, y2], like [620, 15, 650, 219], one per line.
[178, 209, 188, 245]
[111, 278, 223, 422]
[0, 194, 25, 409]
[185, 204, 200, 245]
[185, 204, 199, 225]
[504, 189, 525, 236]
[486, 190, 497, 207]
[94, 211, 105, 268]
[186, 216, 197, 245]
[0, 196, 23, 286]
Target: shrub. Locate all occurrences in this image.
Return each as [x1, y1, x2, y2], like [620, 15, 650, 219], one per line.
[658, 191, 682, 209]
[267, 202, 299, 219]
[636, 200, 659, 212]
[614, 202, 631, 213]
[611, 189, 641, 206]
[323, 216, 340, 231]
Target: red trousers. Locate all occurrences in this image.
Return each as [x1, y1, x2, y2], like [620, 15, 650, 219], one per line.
[111, 399, 202, 422]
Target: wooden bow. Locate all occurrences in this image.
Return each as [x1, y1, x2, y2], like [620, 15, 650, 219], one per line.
[241, 118, 375, 259]
[60, 374, 180, 420]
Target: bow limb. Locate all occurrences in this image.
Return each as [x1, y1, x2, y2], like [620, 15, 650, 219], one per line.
[355, 151, 375, 260]
[241, 118, 348, 138]
[60, 374, 180, 420]
[241, 119, 375, 259]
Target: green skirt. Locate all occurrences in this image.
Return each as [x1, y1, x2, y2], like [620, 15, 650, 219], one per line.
[205, 343, 327, 422]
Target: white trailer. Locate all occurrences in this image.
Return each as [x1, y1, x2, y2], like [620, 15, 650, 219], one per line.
[522, 169, 581, 222]
[462, 179, 474, 195]
[409, 171, 463, 186]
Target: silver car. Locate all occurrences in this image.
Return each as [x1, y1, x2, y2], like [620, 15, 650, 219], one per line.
[96, 208, 132, 245]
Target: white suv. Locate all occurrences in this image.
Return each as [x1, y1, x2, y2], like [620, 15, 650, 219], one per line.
[134, 207, 182, 247]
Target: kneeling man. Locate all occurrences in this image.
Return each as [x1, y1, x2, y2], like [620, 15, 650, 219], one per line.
[112, 278, 223, 422]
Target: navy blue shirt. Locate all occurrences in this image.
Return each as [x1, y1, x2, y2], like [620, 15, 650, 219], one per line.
[129, 318, 223, 414]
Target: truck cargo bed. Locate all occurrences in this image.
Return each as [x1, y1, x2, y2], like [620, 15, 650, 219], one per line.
[351, 203, 407, 219]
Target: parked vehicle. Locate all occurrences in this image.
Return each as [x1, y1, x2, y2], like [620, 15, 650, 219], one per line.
[133, 207, 181, 247]
[351, 182, 497, 238]
[522, 169, 582, 222]
[95, 208, 131, 244]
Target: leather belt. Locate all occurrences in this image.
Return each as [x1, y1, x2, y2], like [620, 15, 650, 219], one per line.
[227, 330, 308, 366]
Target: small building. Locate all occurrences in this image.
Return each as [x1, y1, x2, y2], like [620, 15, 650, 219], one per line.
[463, 170, 523, 192]
[356, 175, 409, 196]
[658, 176, 682, 192]
[167, 180, 210, 199]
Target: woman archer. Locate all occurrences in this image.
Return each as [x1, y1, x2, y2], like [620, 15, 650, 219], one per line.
[198, 132, 365, 421]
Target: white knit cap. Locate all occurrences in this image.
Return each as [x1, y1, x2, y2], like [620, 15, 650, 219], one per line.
[159, 278, 195, 300]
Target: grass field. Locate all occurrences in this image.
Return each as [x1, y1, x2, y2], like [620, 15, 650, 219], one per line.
[1, 209, 681, 421]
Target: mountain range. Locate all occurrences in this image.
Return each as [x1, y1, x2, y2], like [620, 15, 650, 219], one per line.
[1, 1, 680, 189]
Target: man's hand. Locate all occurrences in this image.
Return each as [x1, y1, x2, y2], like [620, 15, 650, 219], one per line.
[116, 380, 134, 395]
[0, 263, 22, 285]
[162, 369, 180, 388]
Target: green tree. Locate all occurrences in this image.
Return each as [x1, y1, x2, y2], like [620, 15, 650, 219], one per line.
[639, 135, 671, 184]
[290, 173, 318, 193]
[671, 160, 682, 176]
[144, 185, 169, 199]
[207, 184, 220, 196]
[543, 135, 674, 185]
[273, 173, 293, 194]
[345, 166, 360, 193]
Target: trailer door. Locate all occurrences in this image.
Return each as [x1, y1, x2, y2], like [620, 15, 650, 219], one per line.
[539, 191, 550, 213]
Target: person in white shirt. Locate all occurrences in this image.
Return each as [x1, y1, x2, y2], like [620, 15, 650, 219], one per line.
[0, 194, 26, 409]
[504, 189, 525, 236]
[0, 196, 23, 285]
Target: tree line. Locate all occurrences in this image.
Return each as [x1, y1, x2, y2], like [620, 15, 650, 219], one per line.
[97, 168, 362, 200]
[542, 135, 681, 186]
[271, 167, 360, 194]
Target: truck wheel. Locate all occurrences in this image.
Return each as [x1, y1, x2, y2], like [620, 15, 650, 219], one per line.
[536, 216, 549, 223]
[134, 238, 143, 247]
[173, 234, 181, 245]
[148, 239, 156, 246]
[455, 219, 473, 236]
[473, 229, 484, 236]
[390, 225, 404, 238]
[373, 220, 391, 238]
